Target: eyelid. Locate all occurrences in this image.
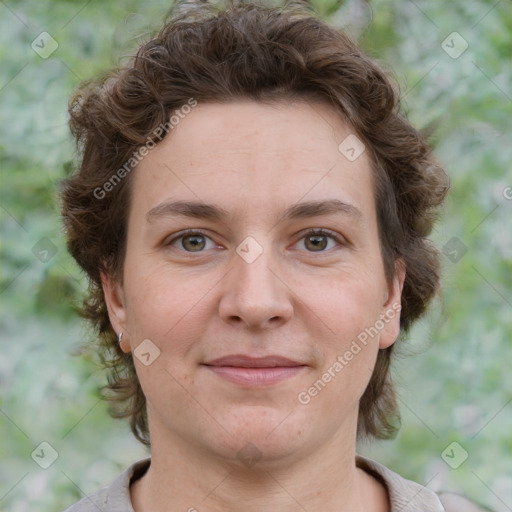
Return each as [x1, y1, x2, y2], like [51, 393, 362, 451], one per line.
[163, 228, 216, 247]
[164, 228, 347, 254]
[292, 228, 347, 251]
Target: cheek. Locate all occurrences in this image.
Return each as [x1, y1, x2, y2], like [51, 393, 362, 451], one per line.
[306, 278, 383, 394]
[122, 263, 213, 357]
[309, 275, 384, 343]
[123, 270, 211, 409]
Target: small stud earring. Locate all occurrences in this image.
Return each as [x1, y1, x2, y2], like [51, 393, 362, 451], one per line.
[118, 332, 123, 345]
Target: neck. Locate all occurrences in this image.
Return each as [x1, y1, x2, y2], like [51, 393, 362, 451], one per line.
[130, 423, 388, 512]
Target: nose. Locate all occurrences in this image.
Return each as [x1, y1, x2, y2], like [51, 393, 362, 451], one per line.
[218, 239, 294, 330]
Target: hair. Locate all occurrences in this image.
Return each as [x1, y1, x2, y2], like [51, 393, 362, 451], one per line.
[61, 0, 449, 446]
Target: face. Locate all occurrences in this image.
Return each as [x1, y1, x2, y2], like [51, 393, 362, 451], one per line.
[103, 99, 404, 467]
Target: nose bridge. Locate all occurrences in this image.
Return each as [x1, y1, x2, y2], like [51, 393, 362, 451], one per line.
[219, 235, 293, 328]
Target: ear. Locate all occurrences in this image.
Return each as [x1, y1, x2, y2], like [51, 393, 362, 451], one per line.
[378, 258, 406, 349]
[101, 270, 130, 353]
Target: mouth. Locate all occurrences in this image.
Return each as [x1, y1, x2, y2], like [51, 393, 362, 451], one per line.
[202, 355, 307, 387]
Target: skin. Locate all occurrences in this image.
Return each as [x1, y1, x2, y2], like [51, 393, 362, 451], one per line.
[102, 99, 405, 512]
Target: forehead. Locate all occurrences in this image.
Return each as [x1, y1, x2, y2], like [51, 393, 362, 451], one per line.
[130, 99, 375, 225]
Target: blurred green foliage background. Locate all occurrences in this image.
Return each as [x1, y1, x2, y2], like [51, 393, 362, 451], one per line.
[0, 0, 511, 510]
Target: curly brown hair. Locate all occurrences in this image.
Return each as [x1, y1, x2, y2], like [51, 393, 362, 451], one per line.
[61, 0, 448, 446]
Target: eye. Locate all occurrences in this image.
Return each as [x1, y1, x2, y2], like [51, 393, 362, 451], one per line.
[165, 229, 218, 252]
[295, 229, 344, 252]
[164, 228, 345, 254]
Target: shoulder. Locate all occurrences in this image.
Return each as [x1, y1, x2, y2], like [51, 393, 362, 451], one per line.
[61, 458, 151, 512]
[437, 491, 493, 512]
[62, 486, 110, 512]
[356, 456, 491, 512]
[356, 455, 445, 511]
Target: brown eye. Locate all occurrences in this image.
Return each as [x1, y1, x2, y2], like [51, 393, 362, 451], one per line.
[297, 229, 343, 253]
[166, 230, 216, 253]
[300, 228, 347, 254]
[304, 234, 329, 251]
[181, 234, 206, 252]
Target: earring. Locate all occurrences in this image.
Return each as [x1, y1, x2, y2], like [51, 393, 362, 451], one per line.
[118, 332, 131, 354]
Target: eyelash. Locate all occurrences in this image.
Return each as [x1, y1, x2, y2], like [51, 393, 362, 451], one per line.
[165, 228, 345, 254]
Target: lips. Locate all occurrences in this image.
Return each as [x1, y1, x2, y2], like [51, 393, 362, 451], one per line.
[203, 355, 304, 368]
[202, 355, 306, 387]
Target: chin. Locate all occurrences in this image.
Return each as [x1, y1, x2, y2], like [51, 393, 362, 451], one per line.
[209, 406, 311, 466]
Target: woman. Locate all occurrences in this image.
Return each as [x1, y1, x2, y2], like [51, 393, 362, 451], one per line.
[60, 1, 472, 510]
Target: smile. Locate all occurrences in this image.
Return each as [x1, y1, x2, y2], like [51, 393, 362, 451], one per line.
[202, 355, 307, 387]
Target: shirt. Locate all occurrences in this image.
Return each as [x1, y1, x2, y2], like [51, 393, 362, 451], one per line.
[63, 455, 447, 511]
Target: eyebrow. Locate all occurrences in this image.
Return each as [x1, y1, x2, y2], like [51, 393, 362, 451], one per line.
[146, 199, 363, 224]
